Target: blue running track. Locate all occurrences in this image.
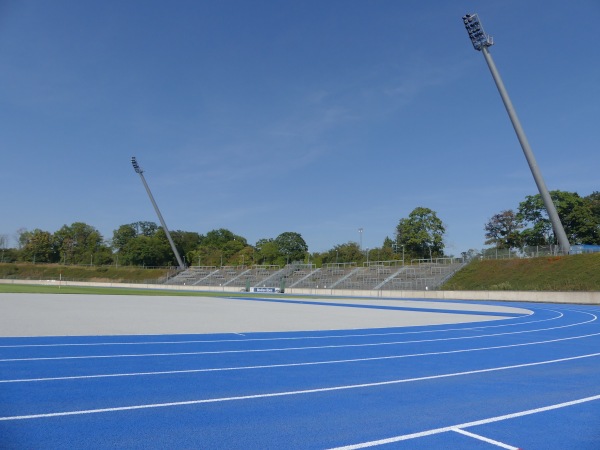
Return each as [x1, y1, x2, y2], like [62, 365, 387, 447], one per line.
[1, 298, 599, 449]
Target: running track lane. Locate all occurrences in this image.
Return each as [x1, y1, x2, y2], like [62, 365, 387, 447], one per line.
[1, 301, 599, 449]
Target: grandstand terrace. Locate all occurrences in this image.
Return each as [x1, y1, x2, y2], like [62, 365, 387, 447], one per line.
[168, 265, 282, 288]
[291, 263, 358, 289]
[166, 258, 465, 291]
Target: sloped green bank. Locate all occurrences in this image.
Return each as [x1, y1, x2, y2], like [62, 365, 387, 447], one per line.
[0, 263, 171, 283]
[443, 253, 600, 291]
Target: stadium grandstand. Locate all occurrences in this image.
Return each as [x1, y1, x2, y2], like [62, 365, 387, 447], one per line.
[166, 258, 466, 291]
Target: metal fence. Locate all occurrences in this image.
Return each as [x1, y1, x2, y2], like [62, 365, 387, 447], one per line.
[478, 244, 600, 260]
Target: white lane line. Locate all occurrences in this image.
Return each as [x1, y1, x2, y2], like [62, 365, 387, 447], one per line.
[451, 428, 518, 449]
[1, 312, 594, 363]
[0, 308, 563, 349]
[328, 394, 600, 449]
[2, 341, 599, 384]
[0, 308, 572, 348]
[1, 352, 599, 420]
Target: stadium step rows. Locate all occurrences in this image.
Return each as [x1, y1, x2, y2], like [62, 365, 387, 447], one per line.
[166, 259, 466, 291]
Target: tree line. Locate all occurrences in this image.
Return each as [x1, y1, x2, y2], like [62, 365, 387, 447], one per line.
[0, 207, 448, 267]
[484, 190, 600, 249]
[4, 191, 597, 267]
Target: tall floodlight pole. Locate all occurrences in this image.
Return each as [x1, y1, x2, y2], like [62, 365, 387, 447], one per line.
[131, 157, 185, 269]
[358, 227, 363, 250]
[462, 13, 570, 255]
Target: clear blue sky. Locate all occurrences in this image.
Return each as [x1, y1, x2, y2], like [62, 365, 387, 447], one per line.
[1, 1, 599, 255]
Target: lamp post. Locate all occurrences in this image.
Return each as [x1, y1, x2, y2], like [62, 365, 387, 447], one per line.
[131, 157, 185, 269]
[462, 13, 570, 255]
[358, 227, 363, 250]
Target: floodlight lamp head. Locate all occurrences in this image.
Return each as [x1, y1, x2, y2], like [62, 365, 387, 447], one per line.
[131, 156, 143, 174]
[463, 13, 493, 51]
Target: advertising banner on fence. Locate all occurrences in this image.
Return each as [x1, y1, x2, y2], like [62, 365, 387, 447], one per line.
[250, 287, 281, 293]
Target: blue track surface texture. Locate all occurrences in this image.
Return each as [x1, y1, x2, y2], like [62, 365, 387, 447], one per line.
[1, 299, 599, 449]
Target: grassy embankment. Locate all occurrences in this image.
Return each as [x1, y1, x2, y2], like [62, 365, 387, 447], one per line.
[1, 254, 600, 294]
[0, 263, 172, 283]
[0, 263, 227, 296]
[0, 283, 211, 296]
[442, 252, 600, 291]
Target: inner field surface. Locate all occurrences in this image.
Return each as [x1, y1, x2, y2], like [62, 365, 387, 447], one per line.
[0, 293, 528, 336]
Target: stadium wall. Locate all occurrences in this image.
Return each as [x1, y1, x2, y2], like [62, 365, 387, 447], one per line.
[285, 288, 600, 304]
[1, 279, 599, 305]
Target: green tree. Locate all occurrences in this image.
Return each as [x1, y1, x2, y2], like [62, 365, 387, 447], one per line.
[153, 228, 186, 266]
[187, 246, 220, 267]
[232, 245, 254, 266]
[18, 229, 57, 263]
[484, 210, 523, 249]
[204, 229, 246, 248]
[112, 224, 138, 252]
[255, 238, 280, 265]
[170, 230, 202, 264]
[132, 221, 159, 236]
[379, 237, 397, 261]
[192, 229, 248, 266]
[17, 229, 28, 251]
[586, 191, 600, 218]
[221, 238, 247, 263]
[517, 191, 600, 245]
[585, 191, 600, 244]
[382, 236, 394, 250]
[396, 207, 445, 259]
[0, 234, 12, 262]
[113, 222, 195, 267]
[54, 222, 107, 265]
[274, 232, 308, 264]
[565, 203, 600, 244]
[120, 234, 171, 266]
[321, 242, 363, 264]
[0, 248, 18, 263]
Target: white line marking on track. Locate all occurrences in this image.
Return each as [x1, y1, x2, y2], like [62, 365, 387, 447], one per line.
[0, 308, 562, 349]
[328, 394, 600, 449]
[1, 313, 595, 363]
[1, 352, 599, 420]
[451, 428, 518, 449]
[2, 343, 599, 384]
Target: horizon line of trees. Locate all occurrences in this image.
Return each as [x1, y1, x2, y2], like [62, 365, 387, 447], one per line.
[3, 191, 598, 268]
[484, 190, 600, 249]
[0, 207, 449, 268]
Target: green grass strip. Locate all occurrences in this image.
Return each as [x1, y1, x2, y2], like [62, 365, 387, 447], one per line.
[0, 283, 236, 297]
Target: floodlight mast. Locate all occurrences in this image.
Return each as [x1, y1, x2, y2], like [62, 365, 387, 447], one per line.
[130, 157, 185, 269]
[462, 14, 570, 255]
